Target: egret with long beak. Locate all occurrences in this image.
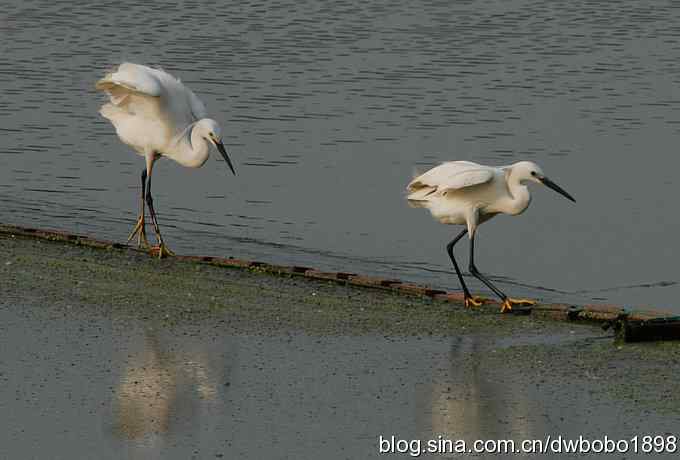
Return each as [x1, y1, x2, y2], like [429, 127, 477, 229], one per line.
[96, 62, 236, 257]
[407, 160, 575, 312]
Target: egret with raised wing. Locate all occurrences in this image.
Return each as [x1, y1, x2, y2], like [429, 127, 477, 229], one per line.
[407, 160, 575, 312]
[96, 63, 236, 258]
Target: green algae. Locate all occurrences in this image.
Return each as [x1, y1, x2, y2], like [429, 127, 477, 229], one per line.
[2, 234, 560, 336]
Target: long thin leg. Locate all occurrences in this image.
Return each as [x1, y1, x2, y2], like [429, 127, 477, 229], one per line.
[468, 233, 535, 313]
[447, 229, 470, 297]
[145, 173, 174, 258]
[144, 157, 174, 258]
[447, 229, 486, 308]
[127, 169, 149, 248]
[141, 169, 147, 212]
[468, 234, 507, 300]
[145, 172, 160, 240]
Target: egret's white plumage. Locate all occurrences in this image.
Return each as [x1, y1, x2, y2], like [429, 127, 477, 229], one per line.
[96, 62, 235, 257]
[407, 160, 574, 312]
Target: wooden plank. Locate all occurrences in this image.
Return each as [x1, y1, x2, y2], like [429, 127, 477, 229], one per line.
[617, 317, 680, 342]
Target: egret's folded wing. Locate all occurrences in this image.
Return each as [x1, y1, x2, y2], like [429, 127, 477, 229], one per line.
[441, 168, 494, 191]
[407, 161, 494, 193]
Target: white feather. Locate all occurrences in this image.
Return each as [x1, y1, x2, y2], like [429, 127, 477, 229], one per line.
[406, 160, 547, 236]
[95, 62, 222, 168]
[407, 161, 495, 196]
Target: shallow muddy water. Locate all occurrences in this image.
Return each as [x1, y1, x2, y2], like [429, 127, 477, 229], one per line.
[2, 303, 678, 459]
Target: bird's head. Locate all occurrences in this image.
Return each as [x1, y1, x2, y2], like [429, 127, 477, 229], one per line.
[198, 119, 236, 175]
[513, 161, 575, 202]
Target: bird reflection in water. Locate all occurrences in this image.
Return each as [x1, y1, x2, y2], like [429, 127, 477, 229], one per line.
[425, 336, 533, 442]
[112, 327, 225, 441]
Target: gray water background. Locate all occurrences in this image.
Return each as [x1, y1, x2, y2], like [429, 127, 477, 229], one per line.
[2, 0, 680, 310]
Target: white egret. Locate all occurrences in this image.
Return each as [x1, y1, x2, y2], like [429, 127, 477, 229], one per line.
[96, 62, 235, 258]
[407, 160, 575, 312]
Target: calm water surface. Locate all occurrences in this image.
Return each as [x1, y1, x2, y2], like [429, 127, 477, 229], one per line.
[2, 0, 680, 310]
[2, 303, 676, 460]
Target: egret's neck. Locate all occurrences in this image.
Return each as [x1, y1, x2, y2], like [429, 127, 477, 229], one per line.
[172, 124, 210, 168]
[506, 172, 532, 215]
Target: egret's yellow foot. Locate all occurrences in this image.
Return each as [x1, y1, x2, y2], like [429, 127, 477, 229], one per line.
[500, 298, 536, 313]
[127, 216, 150, 248]
[464, 295, 487, 309]
[149, 243, 175, 259]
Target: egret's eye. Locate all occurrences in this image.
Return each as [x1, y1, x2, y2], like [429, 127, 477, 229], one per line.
[530, 171, 536, 176]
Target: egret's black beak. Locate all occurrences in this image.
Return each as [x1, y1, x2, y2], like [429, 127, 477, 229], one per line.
[215, 141, 236, 176]
[539, 175, 575, 202]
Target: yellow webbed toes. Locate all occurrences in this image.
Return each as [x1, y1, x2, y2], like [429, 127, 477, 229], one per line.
[464, 296, 487, 309]
[149, 243, 175, 259]
[509, 298, 536, 306]
[127, 216, 150, 248]
[500, 298, 536, 313]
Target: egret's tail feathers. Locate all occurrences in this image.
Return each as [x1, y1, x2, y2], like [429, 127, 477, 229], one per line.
[94, 74, 114, 91]
[96, 63, 163, 107]
[95, 77, 137, 94]
[406, 185, 437, 207]
[406, 170, 432, 193]
[407, 199, 429, 209]
[95, 63, 162, 97]
[96, 76, 134, 105]
[99, 103, 123, 121]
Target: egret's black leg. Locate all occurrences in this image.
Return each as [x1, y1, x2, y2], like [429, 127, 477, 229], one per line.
[139, 169, 147, 224]
[127, 169, 149, 247]
[447, 229, 486, 308]
[468, 233, 536, 313]
[468, 233, 508, 301]
[446, 229, 470, 297]
[141, 169, 147, 198]
[145, 172, 174, 258]
[145, 173, 162, 242]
